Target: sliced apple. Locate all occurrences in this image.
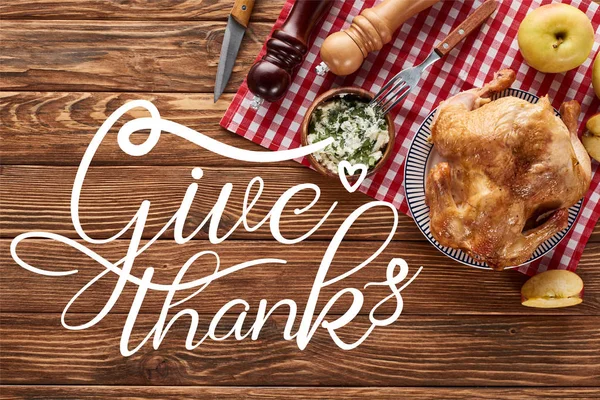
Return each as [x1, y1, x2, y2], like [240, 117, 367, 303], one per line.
[586, 113, 600, 137]
[583, 132, 600, 162]
[521, 270, 583, 308]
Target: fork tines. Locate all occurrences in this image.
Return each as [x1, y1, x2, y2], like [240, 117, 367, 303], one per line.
[370, 76, 411, 115]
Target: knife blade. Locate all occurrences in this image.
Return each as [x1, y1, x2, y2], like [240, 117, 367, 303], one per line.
[214, 0, 255, 102]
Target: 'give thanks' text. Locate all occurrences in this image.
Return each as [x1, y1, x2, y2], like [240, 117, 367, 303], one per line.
[10, 100, 422, 357]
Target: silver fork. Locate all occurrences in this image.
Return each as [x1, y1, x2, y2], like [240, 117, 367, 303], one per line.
[370, 0, 498, 114]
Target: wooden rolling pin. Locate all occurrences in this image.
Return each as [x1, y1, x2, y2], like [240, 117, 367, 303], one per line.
[247, 0, 334, 107]
[317, 0, 439, 76]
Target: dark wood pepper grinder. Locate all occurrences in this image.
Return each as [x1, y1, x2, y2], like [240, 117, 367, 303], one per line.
[246, 0, 334, 108]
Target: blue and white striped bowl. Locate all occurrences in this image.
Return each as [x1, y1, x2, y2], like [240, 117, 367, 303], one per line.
[404, 88, 582, 270]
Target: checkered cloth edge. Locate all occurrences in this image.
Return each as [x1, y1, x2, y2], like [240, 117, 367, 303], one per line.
[221, 0, 600, 275]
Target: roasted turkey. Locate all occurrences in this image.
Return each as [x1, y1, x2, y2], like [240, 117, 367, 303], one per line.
[426, 69, 591, 270]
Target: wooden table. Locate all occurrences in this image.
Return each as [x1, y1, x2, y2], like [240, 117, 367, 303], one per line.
[1, 1, 599, 398]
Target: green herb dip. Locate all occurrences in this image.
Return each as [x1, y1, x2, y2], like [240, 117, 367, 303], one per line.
[307, 96, 389, 173]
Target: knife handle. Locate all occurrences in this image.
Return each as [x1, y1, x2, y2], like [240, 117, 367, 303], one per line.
[231, 0, 255, 28]
[434, 0, 497, 57]
[247, 0, 334, 103]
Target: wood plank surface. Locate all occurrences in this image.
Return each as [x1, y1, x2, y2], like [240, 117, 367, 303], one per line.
[0, 0, 285, 21]
[2, 165, 598, 242]
[0, 165, 416, 241]
[0, 91, 298, 168]
[0, 21, 270, 93]
[1, 0, 600, 396]
[2, 239, 599, 315]
[2, 386, 600, 400]
[1, 313, 599, 386]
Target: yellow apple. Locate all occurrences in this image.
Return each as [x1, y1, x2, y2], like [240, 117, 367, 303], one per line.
[583, 133, 600, 162]
[587, 113, 600, 136]
[593, 52, 600, 99]
[518, 4, 594, 73]
[521, 270, 584, 308]
[583, 114, 600, 162]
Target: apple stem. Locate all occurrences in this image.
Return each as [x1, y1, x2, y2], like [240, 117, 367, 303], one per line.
[553, 38, 564, 49]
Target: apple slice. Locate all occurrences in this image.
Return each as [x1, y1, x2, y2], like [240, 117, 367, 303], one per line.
[586, 113, 600, 137]
[521, 270, 583, 308]
[583, 132, 600, 162]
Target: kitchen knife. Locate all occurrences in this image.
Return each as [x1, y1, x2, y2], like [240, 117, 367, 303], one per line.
[214, 0, 255, 102]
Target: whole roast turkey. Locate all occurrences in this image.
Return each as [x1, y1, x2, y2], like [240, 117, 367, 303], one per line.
[426, 69, 591, 270]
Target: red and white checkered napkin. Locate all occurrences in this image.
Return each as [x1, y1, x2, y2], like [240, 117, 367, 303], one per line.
[221, 0, 600, 275]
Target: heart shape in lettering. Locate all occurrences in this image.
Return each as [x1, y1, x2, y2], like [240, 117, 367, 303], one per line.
[338, 161, 368, 193]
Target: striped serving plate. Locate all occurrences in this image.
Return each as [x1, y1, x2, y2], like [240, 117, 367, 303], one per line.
[404, 88, 583, 270]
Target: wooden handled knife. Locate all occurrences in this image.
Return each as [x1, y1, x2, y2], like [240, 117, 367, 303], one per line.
[214, 0, 255, 102]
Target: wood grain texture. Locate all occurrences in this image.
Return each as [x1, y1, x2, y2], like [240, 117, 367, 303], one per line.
[2, 386, 600, 400]
[0, 0, 284, 21]
[0, 21, 270, 93]
[0, 91, 298, 168]
[2, 165, 599, 242]
[0, 165, 417, 241]
[231, 0, 256, 28]
[1, 0, 600, 395]
[1, 313, 599, 386]
[2, 239, 599, 315]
